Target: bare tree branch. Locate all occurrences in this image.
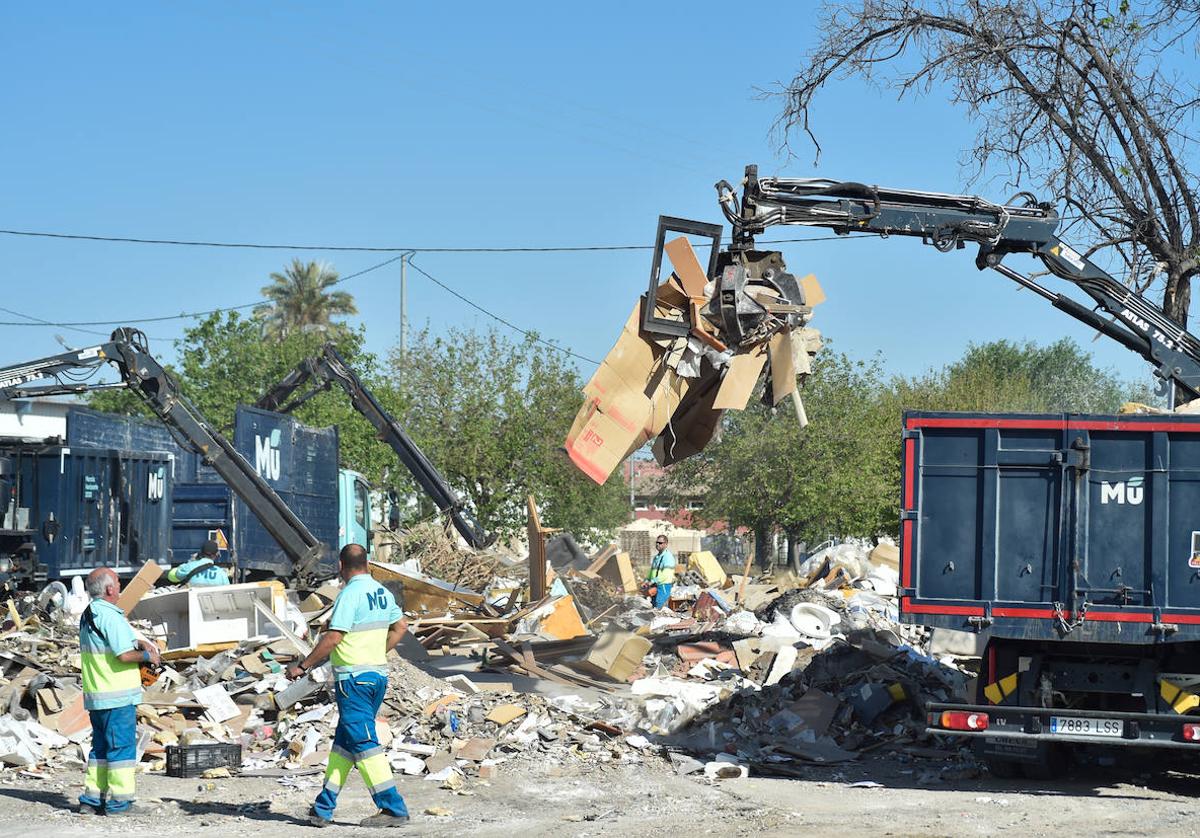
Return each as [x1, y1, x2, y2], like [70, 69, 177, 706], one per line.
[776, 0, 1200, 338]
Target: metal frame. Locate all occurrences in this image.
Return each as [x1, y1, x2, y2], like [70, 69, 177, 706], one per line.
[641, 215, 723, 339]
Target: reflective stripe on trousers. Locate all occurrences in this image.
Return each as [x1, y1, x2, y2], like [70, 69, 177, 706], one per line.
[79, 704, 137, 811]
[312, 672, 408, 821]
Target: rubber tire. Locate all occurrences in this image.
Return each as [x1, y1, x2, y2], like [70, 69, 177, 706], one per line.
[985, 758, 1023, 779]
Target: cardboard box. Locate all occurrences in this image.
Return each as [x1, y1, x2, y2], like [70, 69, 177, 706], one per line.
[572, 629, 652, 682]
[595, 551, 638, 594]
[565, 301, 690, 484]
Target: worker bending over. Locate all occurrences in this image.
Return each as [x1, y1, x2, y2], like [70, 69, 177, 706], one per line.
[287, 544, 409, 828]
[167, 539, 230, 586]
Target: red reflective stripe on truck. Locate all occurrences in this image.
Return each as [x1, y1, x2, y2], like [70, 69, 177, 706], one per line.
[902, 437, 914, 589]
[1085, 610, 1154, 623]
[903, 437, 914, 510]
[991, 607, 1055, 619]
[907, 416, 1200, 433]
[900, 597, 984, 616]
[1163, 614, 1200, 624]
[911, 603, 1172, 623]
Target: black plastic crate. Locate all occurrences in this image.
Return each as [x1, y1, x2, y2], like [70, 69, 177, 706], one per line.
[165, 743, 243, 778]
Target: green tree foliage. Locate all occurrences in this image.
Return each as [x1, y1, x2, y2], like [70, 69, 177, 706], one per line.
[390, 326, 629, 540]
[897, 338, 1147, 413]
[672, 338, 1155, 546]
[255, 259, 357, 341]
[668, 351, 896, 548]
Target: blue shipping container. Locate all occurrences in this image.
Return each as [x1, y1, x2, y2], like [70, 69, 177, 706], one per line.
[67, 405, 339, 579]
[0, 444, 173, 580]
[900, 411, 1200, 644]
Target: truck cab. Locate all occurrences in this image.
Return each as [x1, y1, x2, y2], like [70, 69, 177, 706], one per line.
[338, 469, 372, 555]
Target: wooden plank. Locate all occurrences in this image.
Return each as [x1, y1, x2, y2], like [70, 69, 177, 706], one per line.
[527, 496, 548, 601]
[736, 549, 755, 605]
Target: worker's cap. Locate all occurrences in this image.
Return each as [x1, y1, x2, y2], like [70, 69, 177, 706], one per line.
[200, 539, 221, 557]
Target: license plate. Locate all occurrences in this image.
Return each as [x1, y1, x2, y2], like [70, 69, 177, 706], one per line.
[1049, 716, 1124, 737]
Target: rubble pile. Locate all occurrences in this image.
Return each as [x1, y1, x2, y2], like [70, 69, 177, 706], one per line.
[0, 527, 985, 790]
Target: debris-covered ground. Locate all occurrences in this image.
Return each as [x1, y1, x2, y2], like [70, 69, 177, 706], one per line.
[2, 525, 1197, 836]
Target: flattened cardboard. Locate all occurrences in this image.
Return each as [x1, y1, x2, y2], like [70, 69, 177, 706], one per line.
[768, 329, 797, 405]
[664, 237, 708, 297]
[565, 300, 690, 484]
[799, 273, 826, 307]
[117, 561, 162, 614]
[713, 345, 768, 411]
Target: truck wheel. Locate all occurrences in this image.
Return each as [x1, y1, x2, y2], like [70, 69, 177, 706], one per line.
[985, 758, 1022, 779]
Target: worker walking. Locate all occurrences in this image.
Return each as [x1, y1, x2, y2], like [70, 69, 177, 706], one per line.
[78, 567, 161, 816]
[647, 536, 676, 609]
[166, 539, 230, 587]
[286, 544, 409, 828]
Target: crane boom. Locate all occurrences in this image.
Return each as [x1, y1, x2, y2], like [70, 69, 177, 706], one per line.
[257, 344, 492, 549]
[0, 328, 327, 585]
[715, 165, 1200, 400]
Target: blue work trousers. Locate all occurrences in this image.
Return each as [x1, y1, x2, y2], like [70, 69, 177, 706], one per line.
[312, 672, 408, 822]
[79, 703, 137, 812]
[653, 582, 674, 609]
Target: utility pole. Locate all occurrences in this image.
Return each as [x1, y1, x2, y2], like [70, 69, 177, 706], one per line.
[399, 250, 415, 374]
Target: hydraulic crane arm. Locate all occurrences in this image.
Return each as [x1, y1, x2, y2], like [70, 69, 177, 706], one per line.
[715, 165, 1200, 401]
[0, 328, 327, 585]
[257, 344, 492, 549]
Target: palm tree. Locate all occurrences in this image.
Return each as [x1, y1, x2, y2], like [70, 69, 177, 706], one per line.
[255, 259, 358, 340]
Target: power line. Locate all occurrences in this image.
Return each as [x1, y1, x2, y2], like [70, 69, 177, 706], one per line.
[0, 227, 870, 252]
[406, 259, 600, 365]
[0, 305, 112, 338]
[0, 253, 407, 328]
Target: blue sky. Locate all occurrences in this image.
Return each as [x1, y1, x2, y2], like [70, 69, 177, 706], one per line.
[0, 3, 1162, 390]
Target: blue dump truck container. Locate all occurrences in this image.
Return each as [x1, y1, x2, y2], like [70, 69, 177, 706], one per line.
[903, 411, 1200, 776]
[0, 444, 173, 586]
[67, 405, 338, 580]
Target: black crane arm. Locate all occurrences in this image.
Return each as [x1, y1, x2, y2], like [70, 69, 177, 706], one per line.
[257, 344, 492, 549]
[716, 165, 1200, 401]
[0, 328, 326, 585]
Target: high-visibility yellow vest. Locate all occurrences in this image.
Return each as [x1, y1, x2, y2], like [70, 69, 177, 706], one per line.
[79, 600, 142, 710]
[328, 574, 402, 681]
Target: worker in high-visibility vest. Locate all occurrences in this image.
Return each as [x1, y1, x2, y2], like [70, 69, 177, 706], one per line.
[78, 567, 161, 815]
[645, 535, 677, 609]
[287, 544, 409, 828]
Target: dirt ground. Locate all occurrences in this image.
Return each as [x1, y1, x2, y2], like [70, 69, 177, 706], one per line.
[0, 752, 1196, 837]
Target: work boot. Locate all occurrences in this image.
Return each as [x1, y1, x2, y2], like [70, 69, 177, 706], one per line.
[359, 811, 410, 827]
[307, 810, 330, 828]
[77, 803, 102, 815]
